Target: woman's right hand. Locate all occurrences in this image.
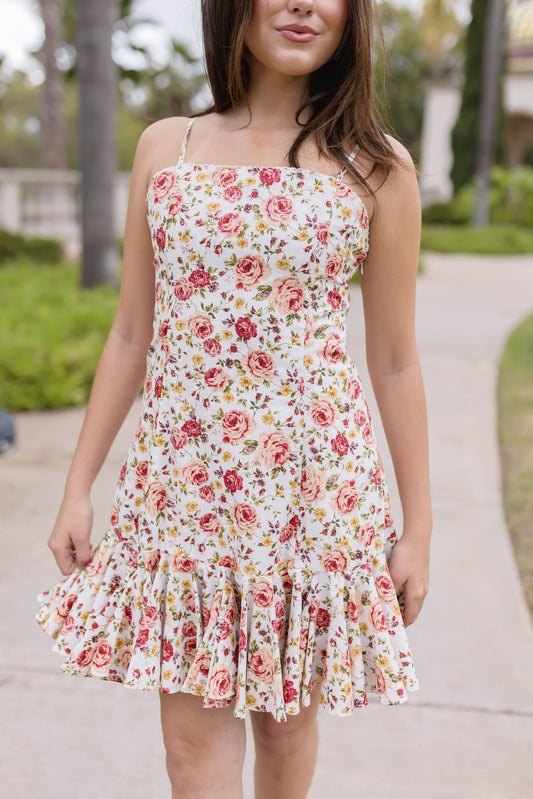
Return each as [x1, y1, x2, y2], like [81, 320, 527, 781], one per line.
[47, 491, 94, 576]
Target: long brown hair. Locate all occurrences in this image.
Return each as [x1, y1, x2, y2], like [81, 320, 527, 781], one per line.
[198, 0, 409, 199]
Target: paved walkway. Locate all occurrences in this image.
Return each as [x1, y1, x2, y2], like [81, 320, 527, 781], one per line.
[1, 252, 533, 798]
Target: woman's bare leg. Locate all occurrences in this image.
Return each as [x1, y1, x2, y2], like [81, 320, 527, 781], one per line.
[159, 690, 246, 799]
[251, 683, 322, 799]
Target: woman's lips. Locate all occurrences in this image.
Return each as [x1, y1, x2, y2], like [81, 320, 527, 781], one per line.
[278, 29, 318, 43]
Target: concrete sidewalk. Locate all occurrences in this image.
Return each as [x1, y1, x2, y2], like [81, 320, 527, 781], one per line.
[1, 252, 533, 798]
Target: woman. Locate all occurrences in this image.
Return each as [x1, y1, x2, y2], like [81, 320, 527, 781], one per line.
[37, 1, 432, 797]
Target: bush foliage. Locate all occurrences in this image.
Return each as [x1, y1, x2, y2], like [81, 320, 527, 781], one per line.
[0, 229, 63, 265]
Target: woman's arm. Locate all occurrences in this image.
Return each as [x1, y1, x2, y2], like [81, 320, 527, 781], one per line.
[47, 124, 159, 575]
[360, 138, 432, 626]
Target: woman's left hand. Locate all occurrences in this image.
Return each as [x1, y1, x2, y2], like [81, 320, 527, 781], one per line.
[386, 533, 430, 627]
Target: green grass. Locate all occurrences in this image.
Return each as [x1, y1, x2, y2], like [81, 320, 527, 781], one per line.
[497, 311, 533, 621]
[421, 224, 533, 255]
[0, 259, 119, 411]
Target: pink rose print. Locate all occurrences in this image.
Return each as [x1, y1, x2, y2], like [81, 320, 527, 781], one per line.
[264, 195, 294, 224]
[212, 167, 238, 187]
[316, 222, 330, 245]
[241, 350, 276, 382]
[255, 431, 291, 468]
[142, 550, 161, 573]
[230, 502, 259, 533]
[321, 545, 349, 572]
[268, 275, 304, 315]
[188, 311, 214, 339]
[330, 479, 359, 515]
[220, 409, 257, 443]
[249, 646, 275, 684]
[359, 523, 376, 547]
[170, 426, 188, 449]
[204, 367, 229, 392]
[301, 464, 326, 503]
[208, 664, 232, 699]
[174, 277, 194, 301]
[189, 269, 210, 288]
[331, 434, 349, 456]
[92, 640, 113, 673]
[234, 254, 271, 290]
[218, 212, 244, 236]
[168, 190, 183, 217]
[370, 600, 388, 633]
[308, 395, 338, 427]
[224, 185, 243, 202]
[346, 376, 362, 400]
[325, 251, 344, 280]
[182, 460, 210, 485]
[199, 512, 221, 536]
[376, 573, 397, 604]
[151, 170, 174, 202]
[134, 460, 149, 490]
[145, 481, 168, 517]
[318, 333, 344, 364]
[253, 577, 274, 607]
[203, 337, 222, 356]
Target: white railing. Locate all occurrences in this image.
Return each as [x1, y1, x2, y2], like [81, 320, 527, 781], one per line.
[0, 168, 131, 258]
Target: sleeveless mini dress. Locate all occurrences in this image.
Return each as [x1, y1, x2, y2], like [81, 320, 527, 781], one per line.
[36, 117, 420, 721]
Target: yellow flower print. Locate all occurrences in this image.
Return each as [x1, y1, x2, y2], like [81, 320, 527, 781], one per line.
[222, 451, 231, 462]
[174, 319, 186, 331]
[262, 410, 274, 425]
[360, 622, 368, 635]
[222, 329, 233, 339]
[138, 443, 147, 453]
[314, 508, 327, 521]
[298, 230, 308, 241]
[192, 354, 203, 366]
[333, 663, 341, 674]
[234, 297, 245, 308]
[277, 256, 290, 270]
[244, 562, 256, 575]
[303, 354, 313, 368]
[327, 387, 338, 399]
[134, 496, 142, 507]
[163, 669, 172, 681]
[352, 644, 362, 658]
[378, 655, 389, 667]
[246, 694, 257, 707]
[348, 429, 357, 439]
[214, 480, 223, 490]
[236, 237, 249, 248]
[345, 461, 353, 472]
[207, 202, 220, 213]
[186, 501, 198, 513]
[280, 384, 291, 395]
[245, 176, 256, 186]
[178, 232, 191, 243]
[116, 638, 124, 650]
[223, 392, 234, 402]
[240, 376, 253, 388]
[198, 172, 209, 181]
[256, 220, 269, 232]
[341, 206, 352, 219]
[154, 435, 165, 447]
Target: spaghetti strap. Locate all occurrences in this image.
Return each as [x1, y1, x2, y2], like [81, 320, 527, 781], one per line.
[337, 143, 360, 181]
[177, 117, 196, 165]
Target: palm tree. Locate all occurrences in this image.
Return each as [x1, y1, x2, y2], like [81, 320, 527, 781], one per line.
[37, 0, 67, 169]
[473, 0, 507, 227]
[77, 0, 118, 287]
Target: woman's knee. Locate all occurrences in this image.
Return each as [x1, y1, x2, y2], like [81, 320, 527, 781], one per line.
[160, 690, 246, 782]
[251, 686, 322, 755]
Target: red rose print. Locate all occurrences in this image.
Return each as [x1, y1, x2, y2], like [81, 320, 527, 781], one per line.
[242, 350, 276, 382]
[181, 419, 202, 437]
[253, 577, 274, 607]
[162, 640, 174, 661]
[316, 222, 330, 245]
[283, 679, 298, 703]
[199, 512, 221, 536]
[189, 269, 210, 287]
[249, 646, 274, 684]
[224, 470, 243, 492]
[264, 195, 294, 224]
[235, 316, 257, 340]
[259, 167, 281, 185]
[331, 434, 349, 456]
[316, 608, 331, 628]
[204, 367, 229, 392]
[188, 311, 214, 339]
[155, 228, 166, 249]
[168, 190, 183, 217]
[330, 478, 359, 515]
[212, 167, 238, 187]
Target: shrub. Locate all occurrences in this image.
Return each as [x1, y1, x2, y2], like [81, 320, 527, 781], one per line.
[0, 229, 63, 265]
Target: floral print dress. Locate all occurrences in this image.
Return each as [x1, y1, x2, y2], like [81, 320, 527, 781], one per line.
[36, 116, 420, 721]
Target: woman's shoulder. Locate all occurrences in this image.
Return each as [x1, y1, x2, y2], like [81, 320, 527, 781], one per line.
[138, 115, 192, 153]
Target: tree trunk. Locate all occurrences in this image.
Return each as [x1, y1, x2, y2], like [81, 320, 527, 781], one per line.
[76, 0, 118, 287]
[473, 0, 506, 228]
[38, 0, 67, 169]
